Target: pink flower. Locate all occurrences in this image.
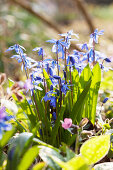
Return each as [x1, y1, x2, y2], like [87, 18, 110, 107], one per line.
[24, 79, 33, 91]
[62, 118, 72, 129]
[0, 107, 6, 120]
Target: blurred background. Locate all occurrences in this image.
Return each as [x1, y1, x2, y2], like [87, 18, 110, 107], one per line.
[0, 0, 113, 80]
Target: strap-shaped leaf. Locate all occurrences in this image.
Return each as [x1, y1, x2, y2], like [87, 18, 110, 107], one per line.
[51, 105, 65, 145]
[89, 63, 101, 124]
[71, 78, 92, 124]
[33, 162, 46, 170]
[17, 146, 39, 170]
[0, 129, 15, 148]
[43, 69, 52, 89]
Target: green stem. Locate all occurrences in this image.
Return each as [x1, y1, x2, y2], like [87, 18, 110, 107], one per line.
[64, 47, 67, 81]
[57, 45, 59, 76]
[93, 40, 95, 66]
[75, 131, 79, 154]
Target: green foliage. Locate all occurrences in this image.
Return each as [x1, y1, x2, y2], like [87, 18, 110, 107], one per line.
[0, 129, 16, 148]
[50, 155, 89, 170]
[89, 63, 101, 124]
[17, 146, 39, 170]
[94, 162, 113, 170]
[32, 162, 46, 170]
[0, 129, 15, 168]
[71, 77, 92, 124]
[6, 132, 34, 170]
[1, 24, 112, 170]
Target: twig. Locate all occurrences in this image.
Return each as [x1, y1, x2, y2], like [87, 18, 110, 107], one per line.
[74, 0, 95, 33]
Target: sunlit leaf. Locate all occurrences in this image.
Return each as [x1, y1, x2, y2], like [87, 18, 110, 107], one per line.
[50, 155, 89, 170]
[33, 162, 46, 170]
[80, 135, 110, 165]
[71, 78, 91, 123]
[0, 129, 16, 148]
[17, 146, 39, 170]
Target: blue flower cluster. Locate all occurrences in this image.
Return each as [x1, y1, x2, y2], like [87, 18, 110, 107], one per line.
[6, 29, 112, 124]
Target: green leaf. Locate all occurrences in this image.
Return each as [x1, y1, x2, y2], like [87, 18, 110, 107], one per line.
[33, 162, 46, 170]
[71, 69, 79, 104]
[79, 64, 92, 118]
[79, 64, 92, 90]
[13, 132, 33, 156]
[51, 105, 65, 145]
[89, 63, 101, 124]
[39, 145, 64, 170]
[60, 144, 75, 161]
[0, 129, 16, 148]
[49, 155, 89, 170]
[14, 94, 36, 129]
[43, 69, 52, 89]
[0, 150, 7, 166]
[6, 132, 33, 170]
[64, 156, 89, 170]
[80, 135, 110, 165]
[71, 78, 92, 123]
[17, 146, 39, 170]
[94, 162, 113, 170]
[8, 78, 14, 88]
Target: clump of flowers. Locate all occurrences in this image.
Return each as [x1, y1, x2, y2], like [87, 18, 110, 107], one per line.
[5, 28, 112, 146]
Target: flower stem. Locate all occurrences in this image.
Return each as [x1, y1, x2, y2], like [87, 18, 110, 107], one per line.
[42, 49, 46, 92]
[69, 65, 73, 104]
[93, 40, 95, 66]
[75, 131, 79, 154]
[64, 47, 67, 81]
[57, 45, 59, 76]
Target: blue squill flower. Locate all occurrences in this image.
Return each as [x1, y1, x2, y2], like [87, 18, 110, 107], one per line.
[67, 55, 76, 66]
[6, 44, 26, 54]
[103, 97, 109, 103]
[32, 47, 45, 56]
[45, 63, 53, 76]
[46, 39, 67, 53]
[61, 83, 70, 95]
[90, 29, 104, 44]
[0, 107, 12, 139]
[50, 77, 59, 87]
[52, 112, 56, 120]
[63, 70, 66, 79]
[59, 30, 79, 39]
[50, 96, 56, 107]
[78, 43, 89, 51]
[104, 58, 111, 63]
[11, 54, 36, 71]
[59, 30, 79, 49]
[7, 44, 36, 71]
[42, 91, 57, 107]
[50, 85, 53, 91]
[53, 75, 61, 80]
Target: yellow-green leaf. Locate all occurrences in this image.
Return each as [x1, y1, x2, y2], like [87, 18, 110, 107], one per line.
[80, 135, 110, 165]
[65, 156, 89, 170]
[33, 162, 46, 170]
[17, 146, 39, 170]
[50, 155, 89, 170]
